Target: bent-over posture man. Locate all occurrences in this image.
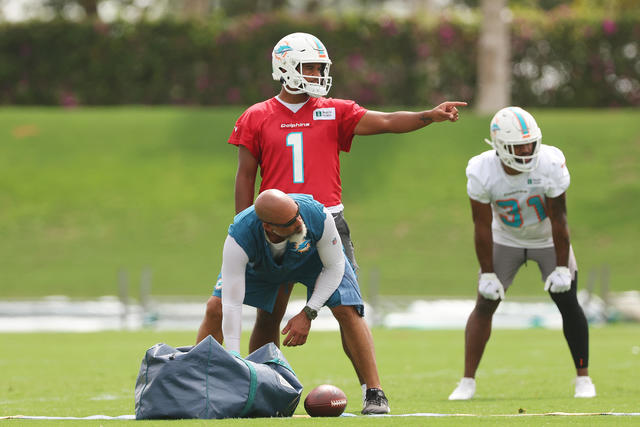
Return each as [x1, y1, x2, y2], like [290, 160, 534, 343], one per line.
[199, 189, 389, 414]
[199, 31, 466, 406]
[448, 106, 596, 400]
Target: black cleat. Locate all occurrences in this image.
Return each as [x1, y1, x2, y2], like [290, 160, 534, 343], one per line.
[362, 388, 390, 415]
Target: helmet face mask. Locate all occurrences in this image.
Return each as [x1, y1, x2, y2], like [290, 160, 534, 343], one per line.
[272, 32, 332, 98]
[484, 106, 542, 173]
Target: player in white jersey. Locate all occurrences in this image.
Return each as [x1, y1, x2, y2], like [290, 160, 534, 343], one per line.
[448, 107, 596, 400]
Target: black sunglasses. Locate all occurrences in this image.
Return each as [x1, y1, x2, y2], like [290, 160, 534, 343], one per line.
[264, 203, 300, 228]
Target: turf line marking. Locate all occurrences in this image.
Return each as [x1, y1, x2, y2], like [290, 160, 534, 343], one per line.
[3, 412, 640, 420]
[1, 415, 136, 420]
[360, 412, 640, 417]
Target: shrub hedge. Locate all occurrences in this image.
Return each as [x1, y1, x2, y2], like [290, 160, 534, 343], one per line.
[1, 11, 638, 107]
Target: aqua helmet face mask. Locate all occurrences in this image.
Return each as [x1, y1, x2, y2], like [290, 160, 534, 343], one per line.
[484, 106, 542, 173]
[272, 32, 332, 98]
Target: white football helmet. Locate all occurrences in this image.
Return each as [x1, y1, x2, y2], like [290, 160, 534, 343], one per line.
[485, 106, 542, 172]
[272, 32, 332, 98]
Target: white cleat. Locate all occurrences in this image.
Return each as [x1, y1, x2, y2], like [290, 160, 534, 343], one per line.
[574, 376, 596, 398]
[448, 377, 476, 400]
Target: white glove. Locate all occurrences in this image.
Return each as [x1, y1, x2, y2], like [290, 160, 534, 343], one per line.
[478, 273, 505, 301]
[544, 266, 572, 293]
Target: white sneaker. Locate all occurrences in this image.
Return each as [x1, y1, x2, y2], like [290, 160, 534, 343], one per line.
[574, 376, 596, 398]
[448, 377, 476, 400]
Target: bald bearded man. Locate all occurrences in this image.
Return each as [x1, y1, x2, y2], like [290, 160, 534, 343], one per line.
[196, 189, 390, 415]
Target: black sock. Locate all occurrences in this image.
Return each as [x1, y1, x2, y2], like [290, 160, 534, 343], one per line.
[550, 272, 589, 369]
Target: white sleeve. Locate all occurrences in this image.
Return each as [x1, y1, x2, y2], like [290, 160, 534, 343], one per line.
[306, 208, 345, 311]
[543, 146, 570, 198]
[467, 174, 490, 203]
[221, 235, 249, 354]
[466, 157, 491, 203]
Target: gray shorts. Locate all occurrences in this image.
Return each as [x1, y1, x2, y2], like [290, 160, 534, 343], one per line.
[332, 211, 358, 273]
[487, 243, 578, 290]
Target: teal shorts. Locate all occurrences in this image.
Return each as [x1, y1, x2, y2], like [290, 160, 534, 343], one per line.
[212, 255, 364, 316]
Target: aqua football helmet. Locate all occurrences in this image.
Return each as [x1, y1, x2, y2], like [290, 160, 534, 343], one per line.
[485, 106, 542, 172]
[272, 32, 332, 97]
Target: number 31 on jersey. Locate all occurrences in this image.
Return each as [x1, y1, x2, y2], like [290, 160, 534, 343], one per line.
[496, 195, 547, 227]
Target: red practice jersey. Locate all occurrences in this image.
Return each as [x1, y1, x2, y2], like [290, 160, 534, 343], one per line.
[228, 97, 367, 207]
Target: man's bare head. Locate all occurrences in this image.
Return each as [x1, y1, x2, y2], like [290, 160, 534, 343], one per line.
[255, 189, 298, 224]
[255, 189, 306, 244]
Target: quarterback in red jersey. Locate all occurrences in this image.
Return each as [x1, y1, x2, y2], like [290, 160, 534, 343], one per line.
[229, 96, 365, 208]
[197, 32, 467, 414]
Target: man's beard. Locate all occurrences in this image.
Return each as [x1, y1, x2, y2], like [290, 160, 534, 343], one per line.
[287, 222, 308, 247]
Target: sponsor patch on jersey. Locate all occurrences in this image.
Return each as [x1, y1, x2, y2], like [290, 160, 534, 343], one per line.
[313, 108, 336, 120]
[527, 178, 542, 185]
[331, 237, 338, 245]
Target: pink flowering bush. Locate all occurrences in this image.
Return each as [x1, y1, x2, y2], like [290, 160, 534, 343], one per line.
[511, 13, 640, 107]
[0, 11, 637, 107]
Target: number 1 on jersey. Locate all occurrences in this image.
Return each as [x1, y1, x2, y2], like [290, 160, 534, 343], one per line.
[286, 132, 304, 183]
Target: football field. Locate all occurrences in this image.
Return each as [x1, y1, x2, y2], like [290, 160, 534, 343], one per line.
[2, 108, 640, 424]
[2, 324, 639, 425]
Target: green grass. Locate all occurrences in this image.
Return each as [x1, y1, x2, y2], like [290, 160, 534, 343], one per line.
[1, 324, 639, 425]
[1, 107, 639, 298]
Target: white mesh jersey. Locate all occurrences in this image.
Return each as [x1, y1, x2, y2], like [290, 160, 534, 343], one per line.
[466, 144, 570, 248]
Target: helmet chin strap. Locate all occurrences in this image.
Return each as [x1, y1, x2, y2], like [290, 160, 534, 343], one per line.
[282, 80, 325, 98]
[278, 74, 305, 95]
[282, 83, 306, 96]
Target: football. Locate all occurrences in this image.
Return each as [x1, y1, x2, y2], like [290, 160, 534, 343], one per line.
[303, 384, 348, 417]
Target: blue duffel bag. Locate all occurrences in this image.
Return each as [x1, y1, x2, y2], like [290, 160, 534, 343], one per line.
[135, 335, 303, 419]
